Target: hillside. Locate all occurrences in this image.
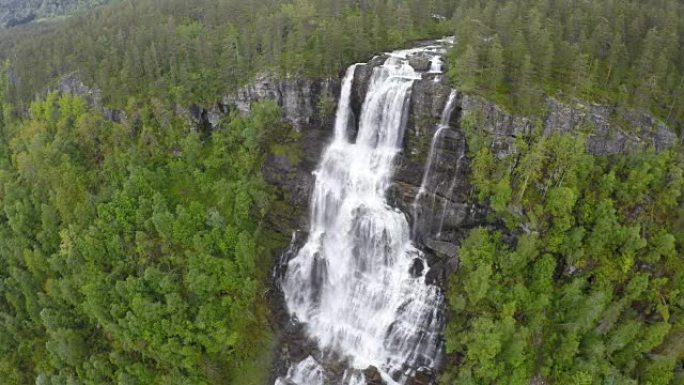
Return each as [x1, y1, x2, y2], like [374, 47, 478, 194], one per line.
[0, 0, 115, 28]
[0, 1, 682, 385]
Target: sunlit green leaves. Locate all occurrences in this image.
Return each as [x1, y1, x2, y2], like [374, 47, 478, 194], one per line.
[0, 94, 280, 383]
[443, 128, 683, 385]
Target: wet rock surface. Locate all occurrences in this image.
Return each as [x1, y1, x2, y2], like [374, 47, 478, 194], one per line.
[363, 366, 385, 385]
[407, 367, 434, 385]
[408, 52, 433, 72]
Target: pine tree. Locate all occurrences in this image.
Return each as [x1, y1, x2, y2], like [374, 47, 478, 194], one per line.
[485, 35, 505, 91]
[456, 44, 480, 91]
[634, 28, 659, 105]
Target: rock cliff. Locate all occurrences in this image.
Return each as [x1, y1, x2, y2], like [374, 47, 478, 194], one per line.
[210, 48, 679, 293]
[224, 74, 340, 133]
[0, 0, 115, 28]
[223, 75, 341, 236]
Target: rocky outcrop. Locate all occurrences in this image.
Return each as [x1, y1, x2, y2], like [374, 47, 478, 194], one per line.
[460, 94, 677, 158]
[54, 73, 102, 104]
[224, 74, 340, 132]
[0, 0, 115, 28]
[362, 366, 385, 385]
[49, 73, 126, 123]
[408, 52, 433, 72]
[227, 75, 341, 235]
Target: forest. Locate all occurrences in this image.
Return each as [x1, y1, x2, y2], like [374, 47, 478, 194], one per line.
[0, 0, 681, 133]
[442, 112, 684, 385]
[0, 75, 286, 383]
[0, 0, 455, 107]
[447, 0, 684, 134]
[0, 0, 682, 384]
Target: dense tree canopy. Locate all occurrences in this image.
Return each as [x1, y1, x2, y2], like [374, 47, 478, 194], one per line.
[441, 112, 684, 385]
[0, 0, 455, 107]
[0, 0, 117, 28]
[0, 81, 285, 383]
[447, 0, 684, 134]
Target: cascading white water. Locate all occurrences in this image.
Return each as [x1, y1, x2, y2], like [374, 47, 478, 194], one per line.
[440, 90, 459, 128]
[428, 56, 443, 74]
[416, 90, 458, 197]
[333, 64, 360, 142]
[412, 90, 458, 236]
[278, 44, 450, 385]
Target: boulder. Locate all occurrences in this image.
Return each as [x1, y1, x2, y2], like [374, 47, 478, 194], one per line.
[363, 366, 385, 385]
[408, 52, 432, 72]
[407, 367, 434, 385]
[424, 238, 458, 260]
[223, 74, 340, 132]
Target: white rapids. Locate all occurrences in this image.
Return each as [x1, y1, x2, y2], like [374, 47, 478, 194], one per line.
[277, 41, 452, 385]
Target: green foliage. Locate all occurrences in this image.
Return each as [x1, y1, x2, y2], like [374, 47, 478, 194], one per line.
[441, 125, 684, 385]
[446, 0, 684, 134]
[0, 93, 282, 384]
[0, 0, 455, 108]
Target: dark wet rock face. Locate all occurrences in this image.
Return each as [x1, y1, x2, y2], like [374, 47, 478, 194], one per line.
[407, 52, 433, 72]
[409, 258, 425, 278]
[408, 368, 434, 385]
[363, 366, 385, 385]
[393, 75, 475, 251]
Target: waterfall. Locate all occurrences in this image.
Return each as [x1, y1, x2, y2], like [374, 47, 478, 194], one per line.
[277, 43, 449, 385]
[428, 56, 443, 74]
[439, 90, 459, 127]
[412, 90, 458, 237]
[333, 64, 360, 142]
